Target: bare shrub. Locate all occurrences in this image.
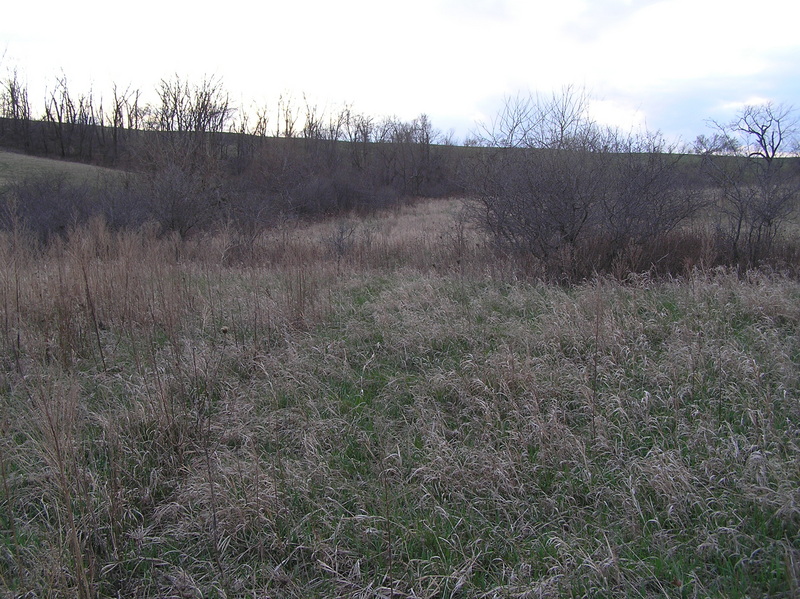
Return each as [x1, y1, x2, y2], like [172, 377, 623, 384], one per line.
[0, 172, 95, 242]
[468, 87, 705, 279]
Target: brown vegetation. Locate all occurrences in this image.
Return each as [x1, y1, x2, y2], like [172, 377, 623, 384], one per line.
[0, 203, 798, 597]
[0, 71, 799, 597]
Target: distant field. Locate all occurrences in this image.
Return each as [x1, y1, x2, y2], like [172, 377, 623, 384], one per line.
[0, 149, 119, 187]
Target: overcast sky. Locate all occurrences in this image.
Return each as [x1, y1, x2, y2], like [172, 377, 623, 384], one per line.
[3, 0, 799, 144]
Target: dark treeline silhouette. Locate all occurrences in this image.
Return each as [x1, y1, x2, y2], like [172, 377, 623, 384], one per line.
[0, 73, 464, 238]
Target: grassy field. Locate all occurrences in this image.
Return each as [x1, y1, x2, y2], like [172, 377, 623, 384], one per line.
[0, 150, 121, 188]
[0, 196, 798, 598]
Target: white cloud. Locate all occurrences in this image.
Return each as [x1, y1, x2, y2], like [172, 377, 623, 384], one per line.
[2, 0, 798, 141]
[589, 98, 648, 130]
[716, 96, 774, 112]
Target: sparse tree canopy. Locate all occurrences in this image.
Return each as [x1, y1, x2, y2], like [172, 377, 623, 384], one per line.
[698, 102, 800, 265]
[468, 87, 703, 278]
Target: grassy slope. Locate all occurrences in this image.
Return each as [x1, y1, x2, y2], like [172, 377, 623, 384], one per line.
[0, 201, 798, 598]
[0, 149, 119, 187]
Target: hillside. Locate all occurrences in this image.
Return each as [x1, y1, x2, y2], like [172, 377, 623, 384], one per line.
[0, 149, 120, 187]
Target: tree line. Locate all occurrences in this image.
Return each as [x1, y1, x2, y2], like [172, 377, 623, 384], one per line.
[0, 72, 462, 238]
[1, 70, 798, 276]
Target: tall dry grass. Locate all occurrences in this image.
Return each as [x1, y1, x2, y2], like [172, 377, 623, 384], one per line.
[0, 200, 798, 597]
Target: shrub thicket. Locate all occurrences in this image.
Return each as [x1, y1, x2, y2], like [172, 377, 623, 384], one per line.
[466, 89, 800, 278]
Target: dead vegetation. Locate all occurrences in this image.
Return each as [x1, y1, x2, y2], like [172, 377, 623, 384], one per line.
[0, 201, 798, 597]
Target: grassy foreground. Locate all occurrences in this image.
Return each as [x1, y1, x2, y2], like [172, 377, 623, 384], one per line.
[0, 200, 798, 598]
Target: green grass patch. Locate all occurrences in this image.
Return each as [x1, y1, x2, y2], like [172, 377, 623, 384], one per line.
[0, 149, 119, 187]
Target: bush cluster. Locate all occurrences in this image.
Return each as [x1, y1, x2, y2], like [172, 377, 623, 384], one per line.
[467, 89, 800, 278]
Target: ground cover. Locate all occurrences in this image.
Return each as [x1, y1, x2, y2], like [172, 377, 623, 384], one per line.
[0, 150, 119, 187]
[0, 200, 798, 597]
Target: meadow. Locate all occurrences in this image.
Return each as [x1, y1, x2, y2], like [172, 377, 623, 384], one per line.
[0, 150, 119, 187]
[0, 167, 798, 598]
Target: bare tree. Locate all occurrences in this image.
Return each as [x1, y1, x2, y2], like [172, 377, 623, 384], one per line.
[43, 75, 79, 158]
[136, 75, 235, 236]
[602, 130, 700, 250]
[275, 93, 300, 138]
[367, 114, 443, 196]
[242, 102, 270, 138]
[469, 87, 605, 264]
[475, 85, 593, 150]
[343, 109, 373, 171]
[105, 83, 143, 164]
[148, 75, 233, 148]
[698, 103, 800, 264]
[0, 68, 32, 151]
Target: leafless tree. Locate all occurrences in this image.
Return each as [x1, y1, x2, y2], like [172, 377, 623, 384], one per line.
[0, 68, 32, 150]
[470, 88, 603, 263]
[698, 102, 800, 264]
[135, 75, 234, 236]
[43, 74, 101, 160]
[476, 85, 593, 150]
[343, 109, 373, 171]
[602, 131, 700, 249]
[105, 83, 143, 164]
[250, 103, 271, 138]
[275, 93, 300, 138]
[469, 87, 702, 277]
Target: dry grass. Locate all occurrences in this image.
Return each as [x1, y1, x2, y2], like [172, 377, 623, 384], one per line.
[0, 200, 798, 597]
